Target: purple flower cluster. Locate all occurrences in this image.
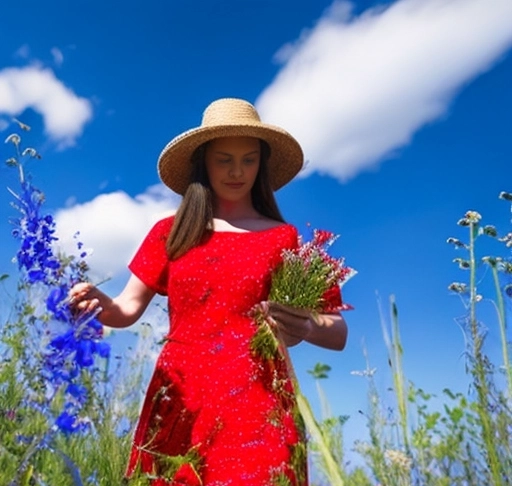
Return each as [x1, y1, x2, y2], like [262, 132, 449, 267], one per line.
[11, 181, 61, 284]
[7, 135, 111, 435]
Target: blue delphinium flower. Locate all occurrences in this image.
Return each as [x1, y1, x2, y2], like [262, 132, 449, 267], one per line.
[5, 130, 111, 437]
[46, 285, 69, 320]
[11, 181, 62, 285]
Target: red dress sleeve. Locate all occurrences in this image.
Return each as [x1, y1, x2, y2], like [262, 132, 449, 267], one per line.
[322, 285, 346, 313]
[128, 216, 174, 296]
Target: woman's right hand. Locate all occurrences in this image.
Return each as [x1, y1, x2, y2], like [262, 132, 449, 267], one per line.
[69, 282, 105, 317]
[68, 274, 156, 329]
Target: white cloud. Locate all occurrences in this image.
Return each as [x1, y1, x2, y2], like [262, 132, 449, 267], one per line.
[256, 0, 512, 181]
[0, 65, 92, 147]
[53, 184, 180, 283]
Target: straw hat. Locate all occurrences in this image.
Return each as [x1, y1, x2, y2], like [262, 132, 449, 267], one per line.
[157, 98, 304, 195]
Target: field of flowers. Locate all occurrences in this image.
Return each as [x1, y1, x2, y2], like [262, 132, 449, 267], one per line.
[1, 125, 511, 485]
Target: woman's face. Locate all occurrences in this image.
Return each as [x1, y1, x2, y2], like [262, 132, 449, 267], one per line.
[205, 136, 261, 204]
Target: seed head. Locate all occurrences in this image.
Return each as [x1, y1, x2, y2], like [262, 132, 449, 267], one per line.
[448, 282, 468, 293]
[22, 147, 41, 159]
[498, 233, 512, 248]
[384, 449, 412, 471]
[453, 257, 470, 269]
[505, 284, 512, 298]
[465, 211, 482, 222]
[458, 211, 482, 226]
[499, 191, 512, 202]
[13, 118, 31, 131]
[446, 237, 467, 248]
[483, 225, 497, 237]
[482, 256, 499, 267]
[5, 133, 21, 146]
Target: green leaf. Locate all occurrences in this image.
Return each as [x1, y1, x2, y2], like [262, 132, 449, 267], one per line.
[308, 362, 332, 379]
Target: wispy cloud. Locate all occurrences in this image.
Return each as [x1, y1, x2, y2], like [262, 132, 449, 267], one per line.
[14, 44, 31, 60]
[0, 65, 92, 148]
[54, 184, 179, 283]
[51, 47, 64, 67]
[256, 0, 512, 182]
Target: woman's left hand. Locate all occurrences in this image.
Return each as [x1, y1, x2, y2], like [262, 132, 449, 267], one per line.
[262, 301, 315, 347]
[260, 301, 348, 351]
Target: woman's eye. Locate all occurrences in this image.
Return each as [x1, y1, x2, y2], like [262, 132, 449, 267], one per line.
[244, 158, 256, 165]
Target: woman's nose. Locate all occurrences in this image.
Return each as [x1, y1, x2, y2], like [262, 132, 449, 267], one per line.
[229, 161, 243, 178]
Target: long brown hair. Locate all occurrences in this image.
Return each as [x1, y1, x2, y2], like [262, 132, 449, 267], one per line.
[166, 139, 285, 260]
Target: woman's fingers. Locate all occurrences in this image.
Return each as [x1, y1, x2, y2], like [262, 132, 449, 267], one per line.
[267, 301, 311, 319]
[265, 302, 313, 342]
[78, 297, 100, 312]
[69, 282, 92, 301]
[68, 282, 102, 315]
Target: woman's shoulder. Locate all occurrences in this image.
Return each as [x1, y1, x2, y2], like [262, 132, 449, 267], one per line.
[146, 211, 176, 237]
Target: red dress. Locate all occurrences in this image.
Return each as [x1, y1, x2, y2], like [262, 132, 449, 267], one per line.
[125, 216, 342, 485]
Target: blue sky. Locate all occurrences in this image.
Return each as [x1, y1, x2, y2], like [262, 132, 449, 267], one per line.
[1, 0, 512, 465]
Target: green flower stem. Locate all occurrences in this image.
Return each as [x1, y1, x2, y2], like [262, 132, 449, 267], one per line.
[468, 222, 503, 485]
[378, 294, 409, 451]
[279, 340, 345, 486]
[469, 223, 478, 347]
[8, 430, 53, 486]
[490, 264, 512, 398]
[295, 390, 344, 486]
[390, 295, 409, 452]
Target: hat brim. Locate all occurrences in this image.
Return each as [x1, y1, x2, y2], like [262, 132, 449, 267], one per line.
[158, 123, 304, 195]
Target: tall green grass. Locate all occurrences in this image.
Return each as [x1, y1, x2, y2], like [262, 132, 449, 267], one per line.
[1, 127, 511, 485]
[306, 199, 512, 486]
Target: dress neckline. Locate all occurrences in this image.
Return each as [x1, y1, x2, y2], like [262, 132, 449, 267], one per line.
[212, 223, 293, 235]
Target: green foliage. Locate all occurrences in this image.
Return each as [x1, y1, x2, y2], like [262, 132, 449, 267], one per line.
[2, 129, 512, 485]
[308, 363, 332, 380]
[307, 193, 512, 486]
[0, 315, 156, 485]
[250, 310, 281, 360]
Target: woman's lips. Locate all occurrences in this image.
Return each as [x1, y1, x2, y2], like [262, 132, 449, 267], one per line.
[225, 183, 245, 189]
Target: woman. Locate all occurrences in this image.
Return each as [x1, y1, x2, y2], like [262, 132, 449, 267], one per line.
[70, 98, 348, 485]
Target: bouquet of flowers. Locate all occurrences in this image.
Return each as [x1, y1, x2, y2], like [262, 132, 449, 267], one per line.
[251, 228, 355, 359]
[269, 228, 355, 313]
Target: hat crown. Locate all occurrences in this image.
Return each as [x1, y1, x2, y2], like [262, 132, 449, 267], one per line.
[202, 98, 261, 127]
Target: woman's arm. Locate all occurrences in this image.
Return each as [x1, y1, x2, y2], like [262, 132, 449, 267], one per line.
[266, 302, 348, 351]
[69, 274, 156, 328]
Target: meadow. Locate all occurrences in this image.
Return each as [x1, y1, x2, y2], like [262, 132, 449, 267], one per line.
[1, 125, 511, 486]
